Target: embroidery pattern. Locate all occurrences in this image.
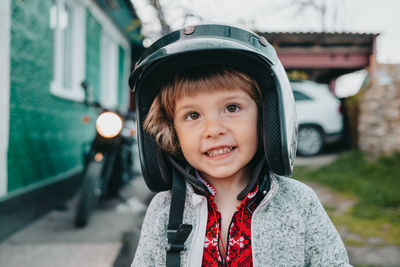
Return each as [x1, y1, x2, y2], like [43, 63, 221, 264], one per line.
[196, 171, 260, 267]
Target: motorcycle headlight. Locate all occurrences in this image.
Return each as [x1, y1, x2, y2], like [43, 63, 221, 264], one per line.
[96, 112, 123, 138]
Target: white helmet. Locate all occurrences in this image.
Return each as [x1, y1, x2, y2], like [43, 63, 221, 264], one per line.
[130, 24, 298, 192]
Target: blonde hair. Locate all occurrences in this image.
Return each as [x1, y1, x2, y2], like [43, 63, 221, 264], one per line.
[144, 66, 262, 154]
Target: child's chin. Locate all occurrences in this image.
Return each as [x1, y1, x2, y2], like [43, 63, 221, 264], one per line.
[200, 170, 238, 180]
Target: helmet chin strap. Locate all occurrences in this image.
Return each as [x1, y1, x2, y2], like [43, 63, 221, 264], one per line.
[167, 153, 269, 200]
[237, 156, 267, 200]
[167, 155, 209, 195]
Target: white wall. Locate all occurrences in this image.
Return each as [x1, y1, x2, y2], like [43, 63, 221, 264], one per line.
[0, 0, 11, 196]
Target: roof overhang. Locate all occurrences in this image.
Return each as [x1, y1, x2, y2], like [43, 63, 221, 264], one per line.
[257, 31, 379, 83]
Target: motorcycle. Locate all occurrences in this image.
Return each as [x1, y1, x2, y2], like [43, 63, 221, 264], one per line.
[74, 82, 137, 227]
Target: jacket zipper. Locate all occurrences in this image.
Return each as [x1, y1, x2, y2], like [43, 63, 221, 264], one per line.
[216, 209, 240, 267]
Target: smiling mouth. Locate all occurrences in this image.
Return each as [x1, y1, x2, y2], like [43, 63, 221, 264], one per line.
[205, 147, 235, 157]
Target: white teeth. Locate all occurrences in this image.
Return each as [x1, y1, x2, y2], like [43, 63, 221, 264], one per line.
[207, 147, 233, 156]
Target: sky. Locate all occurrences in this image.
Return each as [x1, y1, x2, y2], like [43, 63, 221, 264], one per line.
[131, 0, 400, 64]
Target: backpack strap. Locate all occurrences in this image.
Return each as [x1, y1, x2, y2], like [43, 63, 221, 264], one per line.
[166, 169, 193, 266]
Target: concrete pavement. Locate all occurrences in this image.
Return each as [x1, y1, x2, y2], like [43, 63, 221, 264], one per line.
[0, 176, 152, 267]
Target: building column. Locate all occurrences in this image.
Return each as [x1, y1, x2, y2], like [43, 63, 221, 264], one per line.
[0, 0, 11, 196]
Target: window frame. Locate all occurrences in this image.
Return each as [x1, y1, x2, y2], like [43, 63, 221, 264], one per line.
[0, 0, 11, 196]
[50, 0, 86, 102]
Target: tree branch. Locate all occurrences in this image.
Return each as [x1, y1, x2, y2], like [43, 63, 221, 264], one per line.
[148, 0, 171, 35]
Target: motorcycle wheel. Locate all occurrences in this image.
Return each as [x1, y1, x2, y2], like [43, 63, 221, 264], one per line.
[75, 160, 104, 227]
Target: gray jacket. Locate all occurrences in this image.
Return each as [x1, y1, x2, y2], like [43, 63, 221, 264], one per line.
[132, 175, 351, 266]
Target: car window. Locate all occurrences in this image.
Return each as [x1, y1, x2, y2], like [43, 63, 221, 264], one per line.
[293, 91, 312, 101]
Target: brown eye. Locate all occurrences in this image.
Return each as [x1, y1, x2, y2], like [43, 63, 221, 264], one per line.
[186, 112, 200, 120]
[225, 104, 240, 113]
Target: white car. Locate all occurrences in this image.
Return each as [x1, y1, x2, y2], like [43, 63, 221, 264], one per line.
[291, 80, 343, 156]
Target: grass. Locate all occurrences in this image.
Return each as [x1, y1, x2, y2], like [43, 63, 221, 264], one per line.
[330, 212, 400, 246]
[293, 150, 400, 246]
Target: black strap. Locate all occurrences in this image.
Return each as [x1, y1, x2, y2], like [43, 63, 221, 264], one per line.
[166, 170, 193, 266]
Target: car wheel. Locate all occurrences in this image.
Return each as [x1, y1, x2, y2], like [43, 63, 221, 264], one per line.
[297, 126, 323, 156]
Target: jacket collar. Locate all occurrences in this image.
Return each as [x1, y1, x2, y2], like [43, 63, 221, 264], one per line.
[187, 172, 279, 208]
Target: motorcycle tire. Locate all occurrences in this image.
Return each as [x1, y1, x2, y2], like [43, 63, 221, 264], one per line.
[74, 160, 104, 227]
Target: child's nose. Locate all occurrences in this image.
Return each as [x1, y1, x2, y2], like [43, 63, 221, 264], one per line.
[203, 117, 226, 138]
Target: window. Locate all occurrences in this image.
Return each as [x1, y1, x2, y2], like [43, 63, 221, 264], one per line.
[96, 21, 130, 110]
[99, 32, 118, 109]
[293, 91, 312, 102]
[50, 0, 85, 101]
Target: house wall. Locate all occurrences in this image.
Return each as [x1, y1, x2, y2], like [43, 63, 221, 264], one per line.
[0, 0, 11, 196]
[118, 46, 127, 108]
[6, 0, 132, 194]
[0, 0, 135, 240]
[8, 0, 97, 193]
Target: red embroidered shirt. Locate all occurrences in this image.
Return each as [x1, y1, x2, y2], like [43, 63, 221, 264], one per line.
[195, 171, 261, 267]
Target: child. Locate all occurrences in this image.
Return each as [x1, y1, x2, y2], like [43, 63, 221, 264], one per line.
[129, 24, 351, 266]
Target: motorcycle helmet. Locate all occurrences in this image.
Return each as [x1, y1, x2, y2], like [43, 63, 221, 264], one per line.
[129, 24, 298, 192]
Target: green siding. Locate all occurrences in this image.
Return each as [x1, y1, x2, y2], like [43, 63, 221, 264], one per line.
[8, 0, 96, 192]
[117, 46, 125, 109]
[85, 12, 101, 103]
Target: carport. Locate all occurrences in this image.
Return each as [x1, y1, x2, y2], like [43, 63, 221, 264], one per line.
[258, 31, 378, 93]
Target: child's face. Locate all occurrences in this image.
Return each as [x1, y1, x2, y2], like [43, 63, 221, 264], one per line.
[173, 87, 258, 183]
